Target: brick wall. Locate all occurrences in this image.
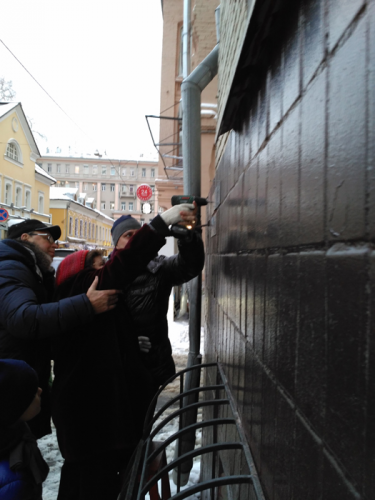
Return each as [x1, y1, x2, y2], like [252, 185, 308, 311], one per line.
[203, 0, 375, 499]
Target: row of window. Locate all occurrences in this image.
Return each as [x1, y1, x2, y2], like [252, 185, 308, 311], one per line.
[1, 183, 44, 213]
[68, 217, 110, 242]
[47, 163, 155, 178]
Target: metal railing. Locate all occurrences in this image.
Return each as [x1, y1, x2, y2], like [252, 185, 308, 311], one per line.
[118, 362, 265, 500]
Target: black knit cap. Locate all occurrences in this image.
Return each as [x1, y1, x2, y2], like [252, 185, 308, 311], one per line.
[0, 359, 39, 427]
[111, 215, 141, 246]
[8, 219, 61, 241]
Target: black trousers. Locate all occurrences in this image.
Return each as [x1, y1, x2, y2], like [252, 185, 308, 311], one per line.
[57, 448, 135, 500]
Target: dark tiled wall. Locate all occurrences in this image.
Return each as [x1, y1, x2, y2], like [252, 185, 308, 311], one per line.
[203, 0, 375, 498]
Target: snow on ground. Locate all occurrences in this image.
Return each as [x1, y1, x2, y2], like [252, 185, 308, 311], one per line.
[38, 318, 204, 499]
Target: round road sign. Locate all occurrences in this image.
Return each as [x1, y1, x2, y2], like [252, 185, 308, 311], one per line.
[136, 184, 152, 202]
[0, 208, 9, 222]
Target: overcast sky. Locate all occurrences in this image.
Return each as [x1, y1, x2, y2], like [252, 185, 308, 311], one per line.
[1, 0, 163, 160]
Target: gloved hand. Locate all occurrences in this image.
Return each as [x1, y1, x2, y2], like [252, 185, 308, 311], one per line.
[138, 336, 152, 353]
[160, 203, 195, 226]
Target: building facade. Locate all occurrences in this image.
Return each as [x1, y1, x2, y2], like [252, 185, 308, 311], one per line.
[155, 0, 218, 216]
[50, 187, 114, 253]
[202, 1, 375, 499]
[38, 153, 158, 224]
[0, 102, 56, 239]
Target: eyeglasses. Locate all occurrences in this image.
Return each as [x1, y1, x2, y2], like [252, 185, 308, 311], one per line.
[28, 232, 58, 244]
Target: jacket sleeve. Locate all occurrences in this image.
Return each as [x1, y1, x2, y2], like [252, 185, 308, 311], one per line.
[0, 262, 94, 341]
[159, 230, 205, 286]
[77, 223, 167, 291]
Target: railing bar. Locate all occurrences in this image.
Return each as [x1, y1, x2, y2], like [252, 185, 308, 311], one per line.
[136, 439, 152, 500]
[149, 399, 230, 440]
[149, 384, 225, 427]
[140, 443, 244, 494]
[147, 418, 236, 463]
[164, 475, 253, 500]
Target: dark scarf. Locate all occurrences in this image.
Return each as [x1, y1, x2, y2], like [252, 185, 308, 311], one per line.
[0, 422, 49, 484]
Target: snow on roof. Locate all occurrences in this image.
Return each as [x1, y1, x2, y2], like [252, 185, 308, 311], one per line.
[0, 102, 18, 118]
[50, 187, 78, 200]
[41, 146, 158, 163]
[93, 208, 114, 222]
[35, 164, 56, 182]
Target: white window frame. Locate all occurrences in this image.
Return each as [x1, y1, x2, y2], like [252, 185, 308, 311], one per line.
[110, 184, 115, 192]
[25, 189, 31, 209]
[15, 186, 22, 207]
[5, 182, 13, 205]
[129, 202, 133, 211]
[38, 193, 44, 213]
[5, 140, 23, 167]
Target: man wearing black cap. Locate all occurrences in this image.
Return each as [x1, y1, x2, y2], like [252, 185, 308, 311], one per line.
[0, 219, 120, 439]
[111, 210, 205, 395]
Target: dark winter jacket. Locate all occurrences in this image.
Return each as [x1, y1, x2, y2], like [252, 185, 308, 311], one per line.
[51, 223, 167, 462]
[123, 231, 205, 387]
[0, 422, 49, 500]
[0, 239, 94, 438]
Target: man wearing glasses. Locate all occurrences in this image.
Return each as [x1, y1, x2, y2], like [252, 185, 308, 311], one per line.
[0, 219, 119, 439]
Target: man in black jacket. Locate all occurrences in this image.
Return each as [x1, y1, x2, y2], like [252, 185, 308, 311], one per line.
[0, 219, 119, 438]
[111, 211, 205, 393]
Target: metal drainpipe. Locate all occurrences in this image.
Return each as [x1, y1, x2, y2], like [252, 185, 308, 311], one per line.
[173, 6, 220, 486]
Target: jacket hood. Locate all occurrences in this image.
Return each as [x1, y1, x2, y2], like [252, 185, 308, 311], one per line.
[0, 239, 35, 269]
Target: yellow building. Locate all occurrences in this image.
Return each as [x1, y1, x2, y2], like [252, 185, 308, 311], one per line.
[50, 187, 114, 254]
[0, 102, 56, 238]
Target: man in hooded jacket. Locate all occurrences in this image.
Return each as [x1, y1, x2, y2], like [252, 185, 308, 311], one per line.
[111, 212, 205, 393]
[0, 219, 119, 439]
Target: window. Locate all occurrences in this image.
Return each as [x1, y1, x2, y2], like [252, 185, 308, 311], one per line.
[151, 185, 155, 193]
[129, 202, 133, 211]
[129, 185, 134, 194]
[25, 190, 31, 209]
[121, 202, 126, 211]
[83, 183, 88, 191]
[95, 225, 98, 240]
[47, 163, 52, 173]
[92, 224, 95, 239]
[121, 184, 127, 193]
[93, 183, 97, 191]
[80, 220, 83, 237]
[92, 165, 97, 175]
[102, 166, 107, 175]
[88, 222, 91, 239]
[75, 219, 78, 236]
[121, 168, 126, 176]
[110, 202, 115, 210]
[69, 217, 73, 235]
[99, 227, 102, 240]
[101, 184, 106, 191]
[151, 169, 155, 178]
[15, 187, 22, 207]
[101, 202, 106, 210]
[110, 184, 115, 192]
[5, 184, 12, 205]
[142, 168, 146, 177]
[65, 164, 70, 173]
[111, 167, 115, 176]
[84, 165, 89, 175]
[56, 164, 61, 173]
[6, 142, 19, 162]
[75, 166, 80, 174]
[130, 169, 135, 176]
[84, 221, 87, 238]
[75, 182, 79, 189]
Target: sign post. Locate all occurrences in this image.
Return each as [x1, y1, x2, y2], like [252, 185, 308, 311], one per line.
[0, 208, 9, 222]
[136, 184, 153, 202]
